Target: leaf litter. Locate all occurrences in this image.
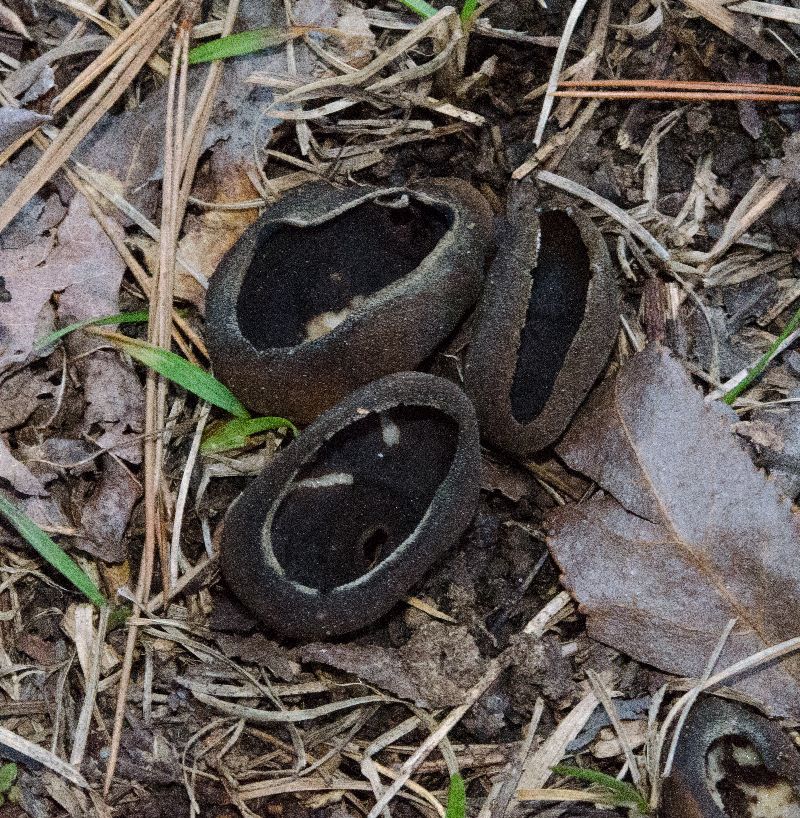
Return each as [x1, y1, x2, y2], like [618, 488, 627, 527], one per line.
[551, 343, 800, 718]
[5, 0, 800, 816]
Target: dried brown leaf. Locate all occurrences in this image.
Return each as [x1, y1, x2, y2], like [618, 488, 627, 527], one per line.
[0, 108, 50, 153]
[549, 344, 800, 717]
[0, 194, 125, 371]
[300, 621, 486, 708]
[0, 436, 47, 495]
[73, 457, 140, 562]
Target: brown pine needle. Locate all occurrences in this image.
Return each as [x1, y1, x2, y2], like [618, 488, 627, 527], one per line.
[559, 77, 800, 94]
[556, 78, 800, 104]
[553, 90, 800, 102]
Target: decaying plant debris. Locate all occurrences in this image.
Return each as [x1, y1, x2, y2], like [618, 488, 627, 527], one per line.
[3, 0, 800, 816]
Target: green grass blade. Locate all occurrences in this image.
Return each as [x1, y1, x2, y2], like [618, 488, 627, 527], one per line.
[460, 0, 478, 23]
[189, 27, 296, 64]
[112, 336, 251, 419]
[723, 301, 800, 404]
[553, 765, 650, 813]
[397, 0, 437, 18]
[0, 495, 106, 607]
[0, 763, 17, 794]
[201, 416, 298, 455]
[445, 773, 466, 818]
[34, 310, 151, 352]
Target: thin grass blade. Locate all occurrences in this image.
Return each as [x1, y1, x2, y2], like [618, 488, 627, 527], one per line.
[445, 773, 466, 818]
[0, 495, 106, 607]
[552, 765, 649, 813]
[397, 0, 437, 18]
[109, 335, 251, 418]
[188, 27, 298, 64]
[460, 0, 478, 23]
[34, 310, 150, 352]
[201, 415, 298, 455]
[0, 762, 17, 794]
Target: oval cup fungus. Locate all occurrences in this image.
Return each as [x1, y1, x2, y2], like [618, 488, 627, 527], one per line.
[465, 183, 619, 457]
[219, 372, 480, 639]
[206, 180, 492, 425]
[661, 696, 800, 818]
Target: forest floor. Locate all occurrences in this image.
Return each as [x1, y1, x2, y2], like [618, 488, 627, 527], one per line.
[2, 0, 800, 816]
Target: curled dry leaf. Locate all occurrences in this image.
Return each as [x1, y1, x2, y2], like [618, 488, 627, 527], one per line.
[549, 343, 800, 718]
[72, 457, 141, 563]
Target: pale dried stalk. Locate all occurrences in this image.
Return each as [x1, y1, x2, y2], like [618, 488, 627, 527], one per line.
[479, 700, 544, 817]
[275, 6, 457, 107]
[661, 618, 736, 779]
[0, 0, 173, 167]
[524, 590, 573, 637]
[560, 77, 800, 93]
[586, 670, 640, 785]
[517, 788, 610, 803]
[553, 90, 800, 102]
[0, 727, 89, 788]
[731, 0, 800, 24]
[177, 0, 242, 216]
[366, 659, 505, 817]
[517, 690, 599, 792]
[103, 24, 187, 795]
[702, 176, 789, 265]
[105, 0, 241, 786]
[169, 404, 210, 587]
[0, 0, 178, 233]
[532, 0, 592, 146]
[537, 169, 671, 261]
[681, 0, 783, 61]
[70, 605, 109, 766]
[553, 0, 610, 128]
[51, 0, 170, 78]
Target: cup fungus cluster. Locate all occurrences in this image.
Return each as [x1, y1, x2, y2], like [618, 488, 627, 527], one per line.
[205, 179, 620, 638]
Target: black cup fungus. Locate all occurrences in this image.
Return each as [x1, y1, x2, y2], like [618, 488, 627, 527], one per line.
[661, 696, 800, 818]
[206, 180, 492, 425]
[220, 372, 480, 639]
[465, 183, 620, 456]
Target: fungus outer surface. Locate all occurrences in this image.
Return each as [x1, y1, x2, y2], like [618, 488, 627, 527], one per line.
[269, 406, 459, 590]
[509, 211, 592, 423]
[236, 197, 451, 349]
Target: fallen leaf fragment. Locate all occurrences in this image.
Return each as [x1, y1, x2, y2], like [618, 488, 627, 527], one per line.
[549, 343, 800, 718]
[72, 457, 140, 563]
[300, 621, 486, 708]
[0, 108, 50, 153]
[0, 194, 125, 372]
[0, 437, 46, 496]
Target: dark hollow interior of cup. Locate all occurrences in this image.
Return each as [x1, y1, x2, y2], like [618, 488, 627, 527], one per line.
[270, 406, 458, 591]
[509, 211, 592, 424]
[236, 196, 450, 349]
